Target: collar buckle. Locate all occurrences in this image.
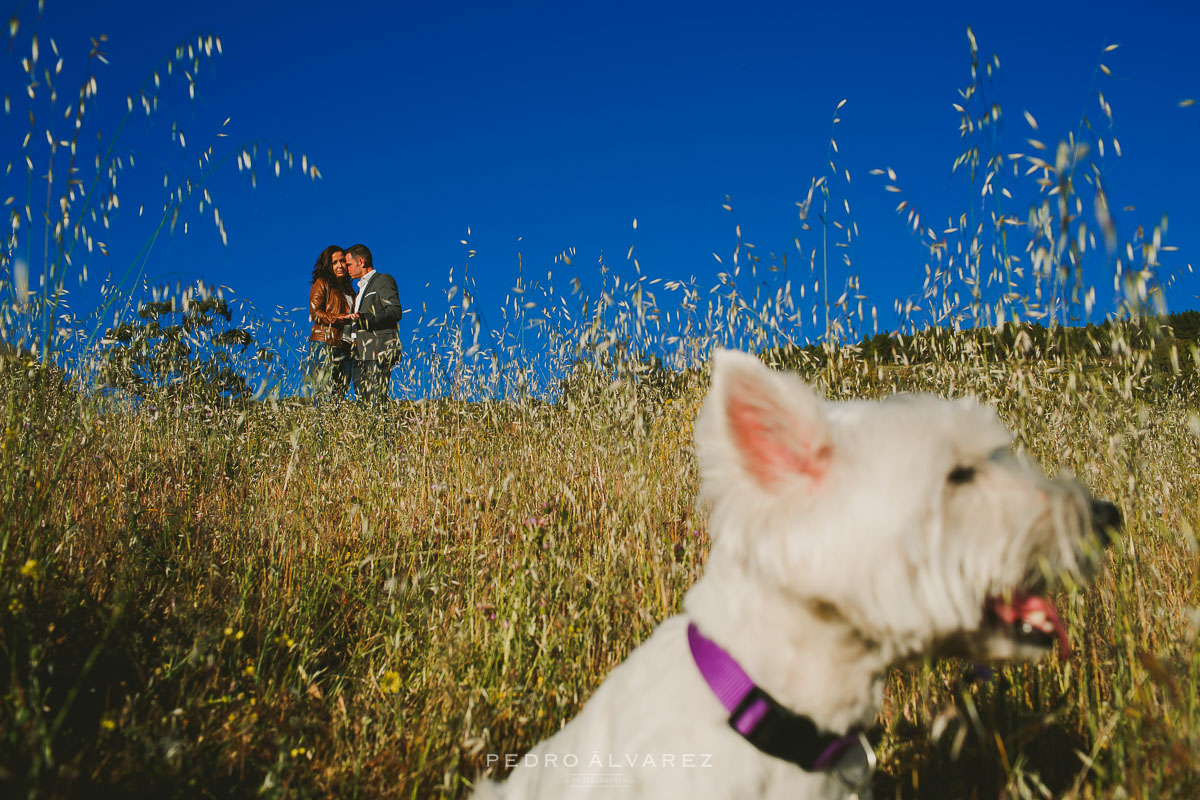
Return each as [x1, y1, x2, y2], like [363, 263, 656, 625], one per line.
[830, 730, 877, 794]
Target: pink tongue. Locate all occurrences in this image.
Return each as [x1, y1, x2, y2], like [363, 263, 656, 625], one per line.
[990, 593, 1071, 657]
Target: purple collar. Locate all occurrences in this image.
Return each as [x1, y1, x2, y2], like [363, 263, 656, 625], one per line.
[687, 622, 876, 789]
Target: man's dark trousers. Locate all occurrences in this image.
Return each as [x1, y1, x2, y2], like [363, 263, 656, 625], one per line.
[350, 357, 394, 404]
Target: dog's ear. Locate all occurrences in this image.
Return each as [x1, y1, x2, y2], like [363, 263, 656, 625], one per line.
[709, 348, 832, 490]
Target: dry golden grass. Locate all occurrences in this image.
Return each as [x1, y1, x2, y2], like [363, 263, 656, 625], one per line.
[2, 340, 1198, 797]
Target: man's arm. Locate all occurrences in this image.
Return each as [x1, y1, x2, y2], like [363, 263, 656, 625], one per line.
[359, 274, 403, 330]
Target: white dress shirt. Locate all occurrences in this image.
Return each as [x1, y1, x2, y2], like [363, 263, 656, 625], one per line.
[353, 269, 377, 313]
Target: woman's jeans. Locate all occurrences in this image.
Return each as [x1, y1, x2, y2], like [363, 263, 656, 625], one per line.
[305, 341, 350, 400]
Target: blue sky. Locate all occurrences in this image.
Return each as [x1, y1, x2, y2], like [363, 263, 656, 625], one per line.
[4, 0, 1199, 367]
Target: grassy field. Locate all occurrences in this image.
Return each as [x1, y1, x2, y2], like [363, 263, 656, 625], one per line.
[1, 333, 1198, 798]
[2, 14, 1198, 797]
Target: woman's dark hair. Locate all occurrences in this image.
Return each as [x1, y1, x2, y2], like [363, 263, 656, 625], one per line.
[311, 244, 352, 293]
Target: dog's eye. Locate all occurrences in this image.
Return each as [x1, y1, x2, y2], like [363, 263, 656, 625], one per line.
[948, 466, 976, 484]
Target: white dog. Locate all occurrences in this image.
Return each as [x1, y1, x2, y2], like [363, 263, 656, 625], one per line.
[475, 349, 1118, 799]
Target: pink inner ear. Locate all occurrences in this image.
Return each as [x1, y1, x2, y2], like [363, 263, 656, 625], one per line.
[728, 389, 830, 488]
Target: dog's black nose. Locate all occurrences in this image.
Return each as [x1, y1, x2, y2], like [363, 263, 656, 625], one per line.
[1091, 499, 1121, 546]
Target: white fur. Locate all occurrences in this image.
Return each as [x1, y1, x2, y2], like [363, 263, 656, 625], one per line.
[474, 349, 1106, 799]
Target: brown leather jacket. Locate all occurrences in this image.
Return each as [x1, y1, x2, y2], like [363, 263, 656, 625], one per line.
[309, 276, 352, 347]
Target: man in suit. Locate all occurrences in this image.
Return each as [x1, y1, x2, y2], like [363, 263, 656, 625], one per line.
[341, 243, 402, 403]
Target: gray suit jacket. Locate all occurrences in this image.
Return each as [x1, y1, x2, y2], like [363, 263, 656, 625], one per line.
[352, 271, 403, 362]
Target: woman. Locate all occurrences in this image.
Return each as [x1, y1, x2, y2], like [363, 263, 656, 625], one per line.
[307, 244, 354, 398]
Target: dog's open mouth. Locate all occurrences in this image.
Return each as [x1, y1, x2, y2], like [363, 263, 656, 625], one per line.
[984, 591, 1070, 656]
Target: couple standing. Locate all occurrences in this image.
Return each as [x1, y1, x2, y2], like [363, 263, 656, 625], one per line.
[307, 243, 403, 403]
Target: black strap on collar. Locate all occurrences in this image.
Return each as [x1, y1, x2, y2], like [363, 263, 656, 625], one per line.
[687, 621, 876, 790]
[728, 684, 847, 771]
